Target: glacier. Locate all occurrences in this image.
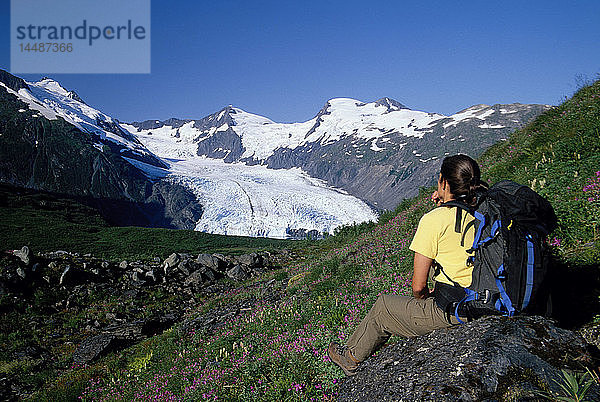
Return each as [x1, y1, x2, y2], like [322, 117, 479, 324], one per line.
[123, 126, 379, 239]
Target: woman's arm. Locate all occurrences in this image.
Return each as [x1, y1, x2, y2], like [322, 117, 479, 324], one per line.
[412, 252, 434, 299]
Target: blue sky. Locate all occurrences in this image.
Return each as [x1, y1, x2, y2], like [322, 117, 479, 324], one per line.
[1, 1, 599, 123]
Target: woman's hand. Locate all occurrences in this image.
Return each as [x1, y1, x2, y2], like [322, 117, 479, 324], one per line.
[431, 190, 442, 206]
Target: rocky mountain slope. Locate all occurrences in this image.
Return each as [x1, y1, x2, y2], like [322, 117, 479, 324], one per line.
[0, 70, 202, 229]
[126, 98, 549, 210]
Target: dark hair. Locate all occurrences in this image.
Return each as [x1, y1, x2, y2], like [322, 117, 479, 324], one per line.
[440, 154, 488, 206]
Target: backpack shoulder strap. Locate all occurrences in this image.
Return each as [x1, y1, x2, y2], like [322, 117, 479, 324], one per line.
[441, 200, 473, 213]
[440, 201, 474, 234]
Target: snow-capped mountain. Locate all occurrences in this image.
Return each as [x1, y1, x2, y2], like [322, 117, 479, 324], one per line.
[0, 69, 550, 238]
[0, 70, 378, 238]
[125, 98, 550, 210]
[0, 70, 202, 229]
[0, 73, 165, 169]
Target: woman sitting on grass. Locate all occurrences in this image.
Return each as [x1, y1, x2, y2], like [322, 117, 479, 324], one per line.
[328, 154, 488, 376]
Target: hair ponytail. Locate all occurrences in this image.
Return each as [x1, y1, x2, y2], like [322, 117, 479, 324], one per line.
[440, 154, 488, 206]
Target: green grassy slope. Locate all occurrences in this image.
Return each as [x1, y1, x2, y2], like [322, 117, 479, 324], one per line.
[480, 81, 600, 264]
[0, 185, 296, 260]
[25, 81, 600, 400]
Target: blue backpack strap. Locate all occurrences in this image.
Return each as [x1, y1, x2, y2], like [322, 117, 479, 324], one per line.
[522, 234, 535, 309]
[494, 264, 516, 317]
[454, 288, 478, 324]
[471, 211, 486, 250]
[475, 219, 502, 248]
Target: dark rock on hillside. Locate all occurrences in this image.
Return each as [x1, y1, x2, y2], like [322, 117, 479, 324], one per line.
[0, 69, 29, 92]
[197, 253, 227, 271]
[129, 117, 192, 131]
[226, 265, 249, 281]
[144, 181, 204, 230]
[197, 127, 245, 163]
[67, 90, 85, 104]
[337, 315, 600, 401]
[374, 97, 409, 112]
[73, 314, 178, 364]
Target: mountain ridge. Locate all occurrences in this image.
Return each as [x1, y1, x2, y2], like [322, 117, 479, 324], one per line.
[0, 70, 203, 229]
[124, 97, 550, 210]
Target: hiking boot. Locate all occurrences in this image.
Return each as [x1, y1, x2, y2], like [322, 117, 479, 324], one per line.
[328, 342, 359, 376]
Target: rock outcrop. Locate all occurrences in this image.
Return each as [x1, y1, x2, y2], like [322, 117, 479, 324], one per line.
[337, 315, 600, 401]
[0, 246, 285, 368]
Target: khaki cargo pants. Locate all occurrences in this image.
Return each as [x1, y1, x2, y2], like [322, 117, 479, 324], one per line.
[346, 294, 460, 362]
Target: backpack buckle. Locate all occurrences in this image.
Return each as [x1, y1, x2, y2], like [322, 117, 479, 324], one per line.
[466, 256, 475, 266]
[478, 289, 492, 303]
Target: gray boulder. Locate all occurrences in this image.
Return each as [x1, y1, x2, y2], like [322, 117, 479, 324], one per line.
[337, 315, 600, 401]
[183, 271, 204, 289]
[197, 253, 226, 271]
[72, 334, 116, 364]
[226, 265, 249, 281]
[72, 333, 128, 364]
[145, 269, 158, 283]
[212, 254, 229, 271]
[178, 259, 197, 276]
[236, 253, 258, 267]
[198, 265, 217, 282]
[163, 253, 180, 269]
[163, 253, 180, 276]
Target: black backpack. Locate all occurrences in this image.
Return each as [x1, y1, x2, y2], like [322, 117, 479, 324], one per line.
[434, 180, 558, 323]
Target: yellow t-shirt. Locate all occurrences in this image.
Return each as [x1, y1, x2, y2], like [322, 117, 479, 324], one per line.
[409, 206, 475, 287]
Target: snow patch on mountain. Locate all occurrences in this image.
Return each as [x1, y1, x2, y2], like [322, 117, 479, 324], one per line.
[443, 105, 494, 128]
[1, 78, 162, 168]
[478, 123, 505, 129]
[305, 98, 443, 144]
[120, 121, 200, 160]
[225, 108, 316, 160]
